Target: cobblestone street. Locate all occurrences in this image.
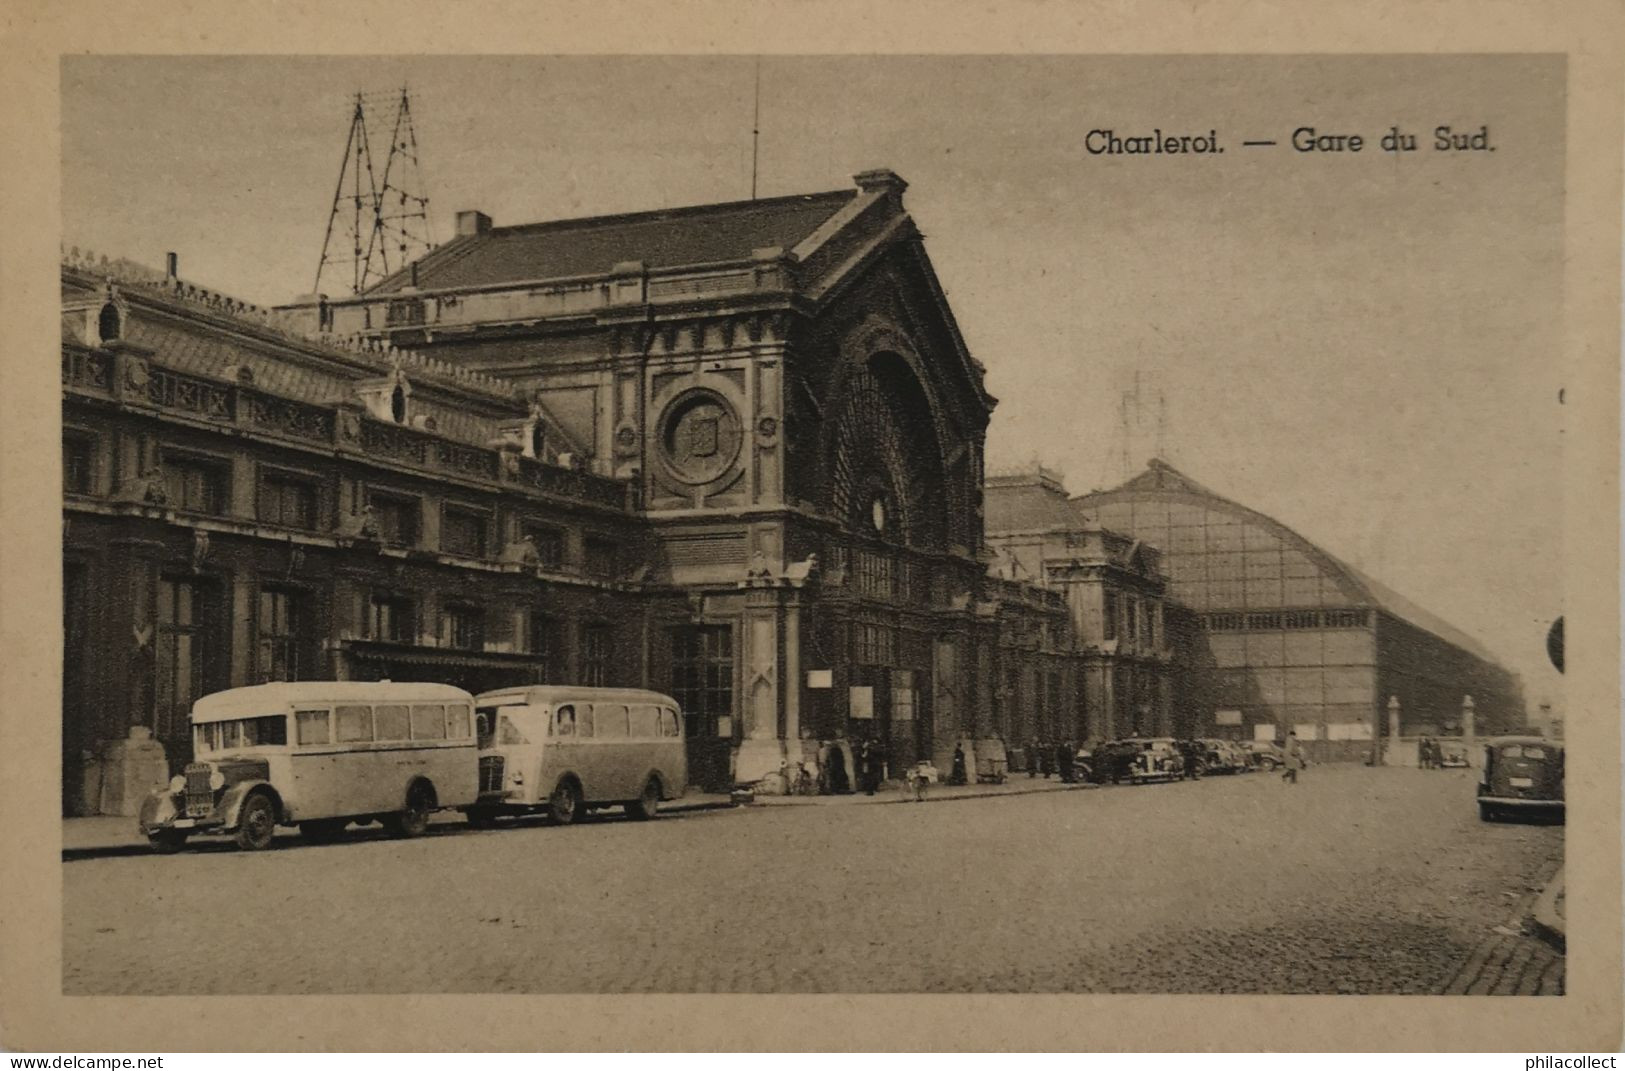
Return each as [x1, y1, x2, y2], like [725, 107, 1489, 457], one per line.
[63, 765, 1562, 994]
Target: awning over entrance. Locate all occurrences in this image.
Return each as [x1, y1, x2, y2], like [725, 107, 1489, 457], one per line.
[338, 640, 545, 694]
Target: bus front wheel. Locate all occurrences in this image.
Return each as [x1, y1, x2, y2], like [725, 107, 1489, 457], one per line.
[234, 793, 278, 851]
[548, 780, 581, 826]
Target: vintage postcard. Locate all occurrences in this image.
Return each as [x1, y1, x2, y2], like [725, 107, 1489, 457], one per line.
[1, 0, 1620, 1054]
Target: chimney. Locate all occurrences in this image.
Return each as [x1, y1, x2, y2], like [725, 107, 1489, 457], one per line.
[853, 168, 908, 197]
[455, 210, 493, 238]
[165, 252, 178, 279]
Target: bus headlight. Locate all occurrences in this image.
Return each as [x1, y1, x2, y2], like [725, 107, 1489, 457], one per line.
[169, 775, 186, 794]
[208, 769, 226, 791]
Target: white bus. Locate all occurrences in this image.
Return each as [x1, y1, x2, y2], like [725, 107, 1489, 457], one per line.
[137, 682, 478, 852]
[468, 686, 687, 826]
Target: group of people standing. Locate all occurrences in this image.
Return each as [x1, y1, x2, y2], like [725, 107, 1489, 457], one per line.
[1024, 739, 1085, 783]
[1417, 735, 1448, 769]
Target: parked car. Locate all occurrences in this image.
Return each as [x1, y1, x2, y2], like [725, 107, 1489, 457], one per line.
[1124, 737, 1186, 783]
[1240, 740, 1287, 770]
[1078, 739, 1139, 784]
[1478, 736, 1564, 822]
[1197, 738, 1248, 774]
[1173, 739, 1208, 778]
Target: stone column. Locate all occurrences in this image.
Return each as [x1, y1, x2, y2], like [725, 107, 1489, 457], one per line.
[1461, 694, 1476, 767]
[733, 585, 784, 786]
[1385, 695, 1401, 766]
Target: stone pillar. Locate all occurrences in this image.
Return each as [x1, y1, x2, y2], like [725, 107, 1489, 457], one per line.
[1385, 695, 1401, 766]
[1461, 694, 1476, 768]
[733, 586, 784, 786]
[783, 595, 802, 747]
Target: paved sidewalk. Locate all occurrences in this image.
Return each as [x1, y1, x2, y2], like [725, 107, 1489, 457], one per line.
[1530, 865, 1566, 952]
[63, 793, 736, 857]
[751, 775, 1095, 806]
[63, 777, 1094, 855]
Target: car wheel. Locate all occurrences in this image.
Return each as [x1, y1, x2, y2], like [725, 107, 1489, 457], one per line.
[148, 830, 189, 854]
[628, 776, 662, 821]
[234, 793, 277, 851]
[548, 779, 582, 826]
[299, 819, 346, 843]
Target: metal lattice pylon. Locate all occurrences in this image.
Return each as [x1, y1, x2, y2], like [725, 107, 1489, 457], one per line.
[314, 88, 436, 297]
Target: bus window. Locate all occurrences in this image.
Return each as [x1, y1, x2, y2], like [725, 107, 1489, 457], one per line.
[660, 707, 681, 738]
[629, 704, 658, 738]
[335, 704, 373, 743]
[555, 704, 577, 737]
[447, 704, 471, 740]
[295, 709, 331, 746]
[497, 714, 531, 746]
[410, 703, 447, 740]
[374, 705, 410, 741]
[596, 704, 629, 738]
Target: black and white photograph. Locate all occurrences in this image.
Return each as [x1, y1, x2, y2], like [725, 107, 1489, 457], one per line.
[3, 7, 1622, 1054]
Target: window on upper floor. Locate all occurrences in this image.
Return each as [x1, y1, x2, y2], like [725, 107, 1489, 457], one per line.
[441, 507, 488, 558]
[521, 522, 566, 569]
[366, 491, 420, 547]
[161, 453, 228, 515]
[258, 472, 319, 530]
[63, 434, 94, 495]
[582, 624, 613, 686]
[369, 592, 416, 644]
[584, 536, 618, 579]
[1102, 591, 1119, 641]
[438, 604, 484, 650]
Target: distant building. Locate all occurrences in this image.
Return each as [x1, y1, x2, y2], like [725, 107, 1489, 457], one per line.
[985, 466, 1174, 740]
[987, 459, 1526, 760]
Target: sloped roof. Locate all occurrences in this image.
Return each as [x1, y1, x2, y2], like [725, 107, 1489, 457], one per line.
[1078, 458, 1505, 668]
[984, 479, 1092, 532]
[367, 189, 857, 294]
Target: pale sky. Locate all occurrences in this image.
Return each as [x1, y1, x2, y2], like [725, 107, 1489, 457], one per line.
[61, 54, 1566, 704]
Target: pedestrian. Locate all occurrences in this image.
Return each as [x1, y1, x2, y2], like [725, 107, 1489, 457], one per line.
[1057, 740, 1075, 783]
[950, 741, 968, 786]
[860, 739, 876, 796]
[1028, 738, 1041, 778]
[1038, 739, 1054, 779]
[1281, 732, 1306, 784]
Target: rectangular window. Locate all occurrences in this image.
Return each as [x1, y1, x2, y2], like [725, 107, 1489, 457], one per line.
[594, 704, 629, 738]
[659, 706, 681, 738]
[410, 703, 446, 740]
[528, 613, 557, 678]
[256, 587, 306, 683]
[521, 523, 566, 569]
[442, 507, 488, 558]
[439, 605, 484, 650]
[584, 537, 618, 579]
[629, 704, 660, 738]
[370, 593, 415, 643]
[155, 577, 208, 752]
[63, 434, 94, 494]
[671, 625, 732, 739]
[1323, 609, 1368, 629]
[374, 704, 410, 741]
[295, 709, 331, 745]
[368, 492, 420, 547]
[446, 704, 471, 740]
[162, 454, 227, 514]
[582, 624, 613, 686]
[335, 704, 372, 743]
[855, 550, 895, 599]
[258, 472, 318, 529]
[1102, 591, 1118, 641]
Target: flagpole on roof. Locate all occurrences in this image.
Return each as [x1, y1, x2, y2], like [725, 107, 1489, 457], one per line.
[751, 56, 762, 200]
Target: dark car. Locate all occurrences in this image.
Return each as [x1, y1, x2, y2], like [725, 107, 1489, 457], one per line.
[1174, 739, 1208, 778]
[1078, 739, 1139, 784]
[1240, 740, 1287, 770]
[1478, 736, 1564, 822]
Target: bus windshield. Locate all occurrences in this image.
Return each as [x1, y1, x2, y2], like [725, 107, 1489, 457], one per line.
[196, 715, 288, 753]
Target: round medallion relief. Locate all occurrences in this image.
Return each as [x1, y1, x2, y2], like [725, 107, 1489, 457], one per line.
[659, 391, 742, 485]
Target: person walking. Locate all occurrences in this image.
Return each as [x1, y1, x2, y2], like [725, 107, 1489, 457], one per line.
[859, 739, 876, 796]
[950, 741, 968, 786]
[1057, 740, 1075, 784]
[1281, 732, 1307, 784]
